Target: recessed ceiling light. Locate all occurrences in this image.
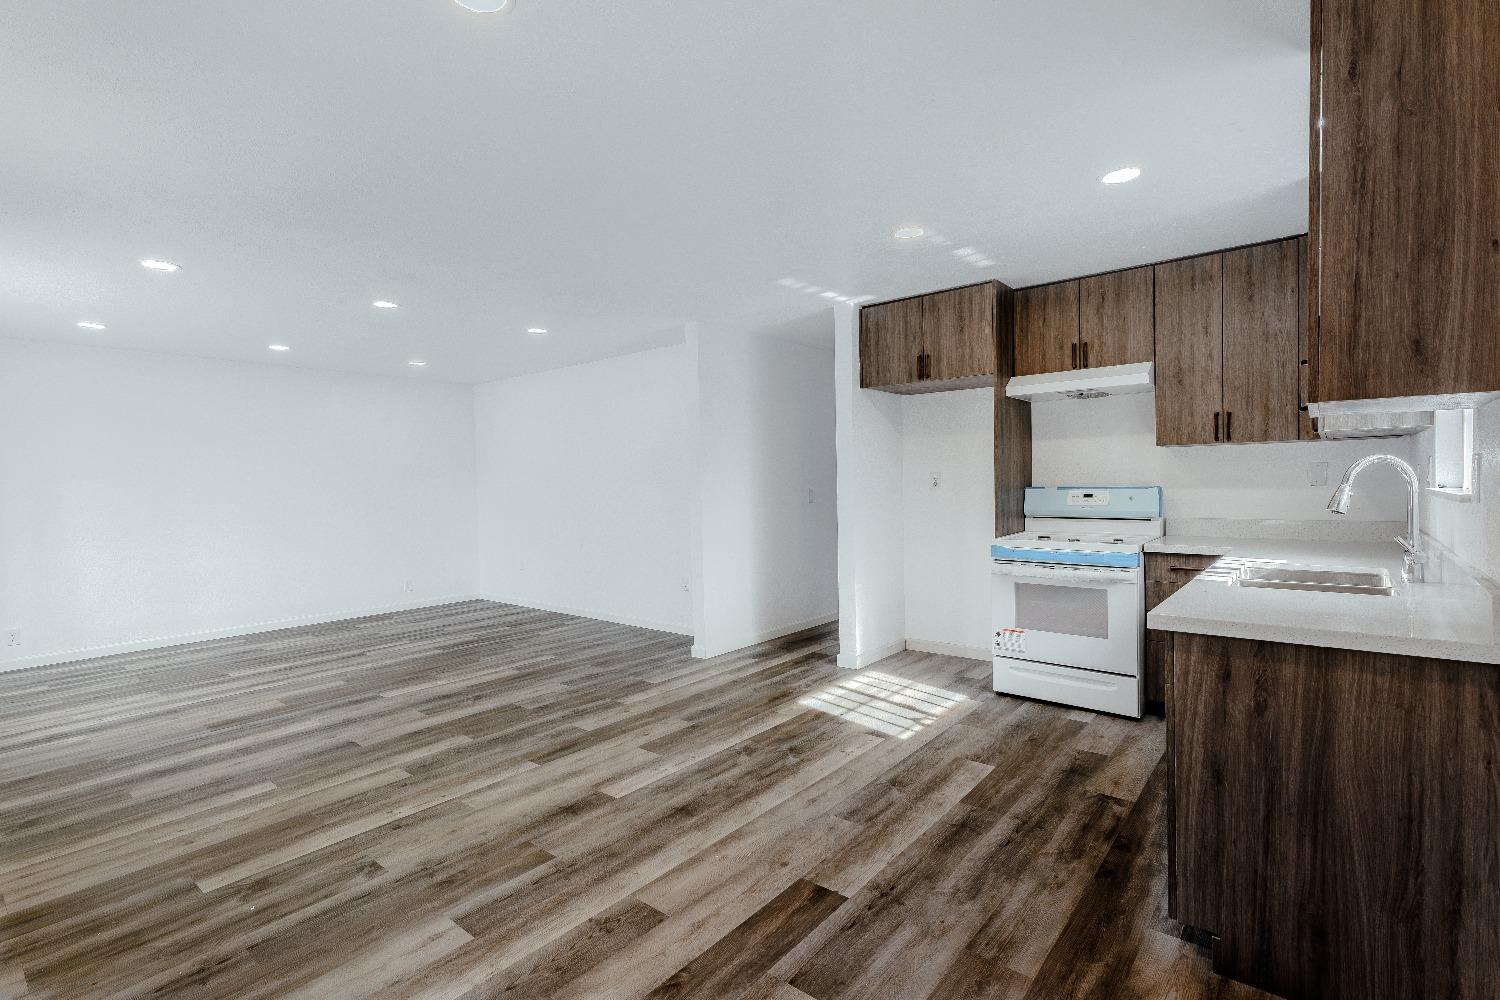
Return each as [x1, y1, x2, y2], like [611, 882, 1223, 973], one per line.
[527, 327, 548, 335]
[1101, 166, 1142, 185]
[373, 300, 400, 310]
[77, 321, 106, 331]
[453, 0, 515, 11]
[407, 360, 428, 367]
[268, 344, 290, 352]
[893, 226, 926, 240]
[140, 259, 180, 272]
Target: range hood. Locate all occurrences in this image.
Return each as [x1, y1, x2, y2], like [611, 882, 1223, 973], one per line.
[1309, 391, 1500, 440]
[1315, 411, 1434, 440]
[1005, 361, 1154, 402]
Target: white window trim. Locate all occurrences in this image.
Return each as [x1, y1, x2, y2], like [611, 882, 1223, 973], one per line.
[1426, 408, 1478, 501]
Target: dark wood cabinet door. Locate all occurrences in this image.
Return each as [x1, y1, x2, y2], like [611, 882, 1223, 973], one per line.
[922, 283, 997, 381]
[858, 296, 923, 389]
[1013, 281, 1079, 376]
[1154, 255, 1224, 446]
[1222, 239, 1300, 443]
[1298, 235, 1316, 439]
[1314, 0, 1500, 402]
[1079, 266, 1154, 369]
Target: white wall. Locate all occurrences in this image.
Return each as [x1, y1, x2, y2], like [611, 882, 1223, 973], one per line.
[1416, 397, 1500, 581]
[689, 318, 839, 658]
[1031, 394, 1414, 523]
[834, 303, 907, 668]
[0, 338, 478, 670]
[902, 389, 995, 658]
[474, 345, 694, 635]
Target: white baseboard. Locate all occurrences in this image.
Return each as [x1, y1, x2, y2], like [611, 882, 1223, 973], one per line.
[835, 638, 906, 670]
[904, 638, 990, 662]
[690, 613, 838, 660]
[0, 594, 486, 674]
[482, 595, 692, 637]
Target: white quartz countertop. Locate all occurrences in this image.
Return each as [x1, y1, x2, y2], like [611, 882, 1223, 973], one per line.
[1145, 535, 1500, 665]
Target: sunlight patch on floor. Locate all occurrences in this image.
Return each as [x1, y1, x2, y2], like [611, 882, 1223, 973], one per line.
[799, 671, 968, 739]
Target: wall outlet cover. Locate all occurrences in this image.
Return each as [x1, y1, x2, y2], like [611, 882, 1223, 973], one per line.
[3, 629, 20, 647]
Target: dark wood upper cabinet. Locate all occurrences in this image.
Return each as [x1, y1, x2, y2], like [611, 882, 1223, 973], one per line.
[1154, 255, 1224, 446]
[1014, 281, 1079, 376]
[859, 282, 1000, 393]
[1079, 266, 1154, 369]
[858, 294, 923, 389]
[1298, 235, 1316, 439]
[924, 283, 997, 381]
[1312, 0, 1500, 403]
[1222, 239, 1299, 444]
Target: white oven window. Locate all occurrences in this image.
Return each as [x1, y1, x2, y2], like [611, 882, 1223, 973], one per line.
[1014, 582, 1109, 639]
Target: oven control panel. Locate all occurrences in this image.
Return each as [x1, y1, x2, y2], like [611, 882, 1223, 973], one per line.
[1066, 490, 1110, 508]
[994, 627, 1026, 656]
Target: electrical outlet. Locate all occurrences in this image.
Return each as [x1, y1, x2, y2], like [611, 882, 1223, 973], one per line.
[681, 577, 690, 593]
[403, 579, 415, 594]
[3, 628, 20, 648]
[807, 487, 816, 505]
[1308, 462, 1329, 487]
[930, 472, 941, 489]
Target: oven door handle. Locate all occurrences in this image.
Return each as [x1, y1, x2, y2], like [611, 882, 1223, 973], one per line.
[990, 561, 1137, 584]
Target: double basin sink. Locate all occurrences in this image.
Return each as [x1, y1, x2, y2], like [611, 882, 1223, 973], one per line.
[1236, 565, 1394, 597]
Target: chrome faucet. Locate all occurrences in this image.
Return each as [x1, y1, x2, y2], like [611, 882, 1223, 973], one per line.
[1327, 454, 1425, 582]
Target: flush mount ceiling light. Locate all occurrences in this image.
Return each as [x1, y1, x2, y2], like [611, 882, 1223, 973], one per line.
[527, 327, 548, 335]
[453, 0, 515, 12]
[893, 226, 926, 240]
[140, 258, 180, 272]
[268, 344, 290, 352]
[1100, 166, 1142, 185]
[77, 320, 107, 330]
[373, 300, 400, 310]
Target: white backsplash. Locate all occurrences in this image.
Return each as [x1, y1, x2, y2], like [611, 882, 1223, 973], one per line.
[1030, 393, 1417, 524]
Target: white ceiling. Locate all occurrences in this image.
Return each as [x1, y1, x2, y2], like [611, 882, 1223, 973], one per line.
[0, 0, 1309, 383]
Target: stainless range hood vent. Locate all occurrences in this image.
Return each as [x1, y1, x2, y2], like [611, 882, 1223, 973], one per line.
[1315, 411, 1434, 440]
[1006, 362, 1154, 403]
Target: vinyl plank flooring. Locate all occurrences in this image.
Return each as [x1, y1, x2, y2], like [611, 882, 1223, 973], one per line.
[0, 600, 1275, 999]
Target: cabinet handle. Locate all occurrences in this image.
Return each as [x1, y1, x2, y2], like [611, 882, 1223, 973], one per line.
[1226, 411, 1233, 441]
[1213, 411, 1220, 442]
[1081, 341, 1090, 368]
[1070, 343, 1078, 370]
[917, 353, 925, 380]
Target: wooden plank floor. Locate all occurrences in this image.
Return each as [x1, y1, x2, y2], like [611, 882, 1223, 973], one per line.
[0, 601, 1277, 1000]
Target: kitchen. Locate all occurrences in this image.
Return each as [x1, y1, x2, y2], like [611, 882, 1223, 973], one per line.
[837, 0, 1499, 995]
[0, 2, 1494, 998]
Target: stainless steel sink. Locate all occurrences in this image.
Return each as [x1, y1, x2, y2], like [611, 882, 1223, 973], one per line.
[1236, 565, 1394, 597]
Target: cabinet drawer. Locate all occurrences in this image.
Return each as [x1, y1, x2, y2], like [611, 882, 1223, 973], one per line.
[1146, 552, 1221, 585]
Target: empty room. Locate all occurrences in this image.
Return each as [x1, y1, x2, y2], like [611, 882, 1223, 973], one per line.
[1, 2, 1496, 999]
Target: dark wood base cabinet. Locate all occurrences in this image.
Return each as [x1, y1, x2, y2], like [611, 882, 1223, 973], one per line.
[1168, 632, 1500, 999]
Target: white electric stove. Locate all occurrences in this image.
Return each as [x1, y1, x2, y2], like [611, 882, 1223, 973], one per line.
[991, 486, 1163, 718]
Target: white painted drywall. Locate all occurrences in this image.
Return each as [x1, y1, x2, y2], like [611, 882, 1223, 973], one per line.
[0, 338, 478, 671]
[834, 303, 907, 669]
[1416, 397, 1500, 581]
[474, 345, 693, 635]
[1031, 394, 1415, 522]
[901, 388, 996, 659]
[689, 318, 839, 659]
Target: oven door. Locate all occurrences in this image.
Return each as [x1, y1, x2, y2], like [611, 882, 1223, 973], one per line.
[990, 560, 1143, 676]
